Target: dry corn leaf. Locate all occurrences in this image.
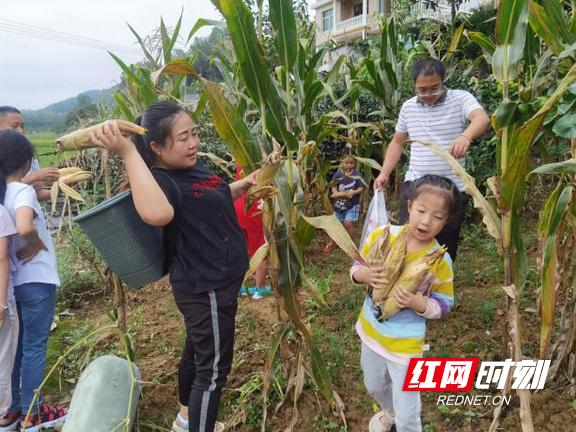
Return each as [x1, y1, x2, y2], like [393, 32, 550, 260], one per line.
[58, 183, 85, 203]
[56, 120, 146, 151]
[302, 214, 366, 265]
[50, 182, 60, 215]
[418, 140, 502, 251]
[243, 242, 270, 282]
[245, 151, 283, 210]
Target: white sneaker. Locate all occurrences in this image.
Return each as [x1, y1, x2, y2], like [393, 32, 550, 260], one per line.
[171, 413, 225, 432]
[368, 410, 395, 432]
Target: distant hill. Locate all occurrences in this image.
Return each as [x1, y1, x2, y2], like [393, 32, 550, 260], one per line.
[23, 86, 118, 131]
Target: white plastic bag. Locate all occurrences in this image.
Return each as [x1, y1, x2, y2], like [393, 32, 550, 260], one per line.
[360, 190, 388, 248]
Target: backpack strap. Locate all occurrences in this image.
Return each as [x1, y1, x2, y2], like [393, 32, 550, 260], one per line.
[152, 170, 182, 274]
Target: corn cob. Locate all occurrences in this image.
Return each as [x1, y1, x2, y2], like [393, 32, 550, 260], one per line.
[245, 151, 282, 211]
[366, 225, 410, 303]
[378, 245, 447, 321]
[56, 120, 147, 152]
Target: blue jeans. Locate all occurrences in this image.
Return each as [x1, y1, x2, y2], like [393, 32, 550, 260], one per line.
[9, 283, 57, 414]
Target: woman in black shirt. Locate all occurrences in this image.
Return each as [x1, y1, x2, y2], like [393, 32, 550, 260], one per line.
[90, 102, 253, 432]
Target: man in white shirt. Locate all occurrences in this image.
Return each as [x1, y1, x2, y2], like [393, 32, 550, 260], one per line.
[374, 59, 490, 261]
[0, 106, 59, 202]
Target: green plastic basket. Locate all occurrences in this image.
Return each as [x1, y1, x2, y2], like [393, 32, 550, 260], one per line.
[73, 191, 165, 288]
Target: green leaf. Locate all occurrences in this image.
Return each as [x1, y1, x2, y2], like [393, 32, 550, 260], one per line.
[112, 93, 134, 121]
[269, 0, 297, 74]
[466, 31, 495, 63]
[200, 77, 261, 171]
[529, 2, 565, 55]
[542, 0, 574, 45]
[501, 63, 576, 212]
[492, 0, 530, 81]
[309, 341, 334, 404]
[493, 99, 520, 129]
[443, 23, 465, 61]
[127, 23, 157, 66]
[537, 182, 563, 237]
[160, 18, 172, 65]
[531, 158, 576, 175]
[511, 215, 527, 290]
[168, 11, 183, 55]
[540, 186, 573, 358]
[552, 113, 576, 139]
[354, 156, 382, 171]
[187, 18, 224, 43]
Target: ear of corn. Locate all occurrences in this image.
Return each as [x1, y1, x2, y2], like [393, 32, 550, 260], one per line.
[378, 245, 447, 321]
[363, 224, 447, 321]
[55, 120, 147, 152]
[367, 225, 410, 303]
[245, 150, 283, 210]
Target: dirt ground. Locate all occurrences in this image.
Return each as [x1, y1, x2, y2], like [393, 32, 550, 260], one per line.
[51, 225, 576, 431]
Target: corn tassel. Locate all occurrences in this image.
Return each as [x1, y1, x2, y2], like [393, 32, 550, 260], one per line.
[56, 120, 146, 151]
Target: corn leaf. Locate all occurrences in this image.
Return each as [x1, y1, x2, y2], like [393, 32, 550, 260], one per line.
[537, 182, 564, 237]
[502, 63, 576, 211]
[308, 341, 334, 404]
[244, 242, 269, 282]
[443, 23, 465, 61]
[540, 186, 573, 358]
[302, 214, 366, 265]
[59, 183, 85, 203]
[269, 0, 297, 74]
[418, 140, 502, 248]
[552, 113, 576, 139]
[50, 182, 59, 216]
[542, 0, 574, 45]
[187, 18, 224, 43]
[466, 31, 495, 64]
[200, 77, 261, 172]
[531, 158, 576, 175]
[127, 23, 157, 66]
[529, 2, 565, 55]
[354, 156, 382, 172]
[492, 0, 530, 81]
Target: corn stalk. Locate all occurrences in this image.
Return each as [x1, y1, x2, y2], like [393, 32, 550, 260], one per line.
[461, 1, 576, 429]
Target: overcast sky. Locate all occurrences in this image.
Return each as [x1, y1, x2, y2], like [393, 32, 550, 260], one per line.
[0, 0, 223, 110]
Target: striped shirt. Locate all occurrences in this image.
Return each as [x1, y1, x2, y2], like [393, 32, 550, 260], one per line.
[396, 89, 483, 191]
[351, 225, 454, 364]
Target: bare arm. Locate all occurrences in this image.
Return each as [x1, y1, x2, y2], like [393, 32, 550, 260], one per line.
[90, 121, 174, 227]
[450, 108, 491, 159]
[0, 237, 9, 327]
[374, 131, 409, 190]
[15, 207, 47, 263]
[229, 170, 258, 200]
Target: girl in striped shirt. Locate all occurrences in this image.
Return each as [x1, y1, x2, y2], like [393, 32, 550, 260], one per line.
[350, 175, 461, 432]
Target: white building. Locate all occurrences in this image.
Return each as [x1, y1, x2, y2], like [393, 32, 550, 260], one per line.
[311, 0, 493, 45]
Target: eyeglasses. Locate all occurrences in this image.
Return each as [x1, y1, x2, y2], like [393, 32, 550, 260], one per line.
[415, 86, 445, 97]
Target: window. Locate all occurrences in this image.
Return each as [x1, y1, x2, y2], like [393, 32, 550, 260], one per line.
[322, 8, 333, 32]
[353, 2, 368, 17]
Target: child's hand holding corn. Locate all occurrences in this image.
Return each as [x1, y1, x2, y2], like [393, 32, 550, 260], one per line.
[392, 287, 427, 314]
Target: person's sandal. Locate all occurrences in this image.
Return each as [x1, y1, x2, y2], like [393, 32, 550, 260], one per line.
[20, 404, 67, 432]
[0, 412, 21, 432]
[171, 412, 225, 432]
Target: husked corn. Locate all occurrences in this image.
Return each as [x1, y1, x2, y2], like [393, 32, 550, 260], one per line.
[56, 120, 146, 151]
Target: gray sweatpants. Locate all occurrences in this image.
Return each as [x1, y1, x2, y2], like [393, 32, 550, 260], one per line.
[361, 343, 422, 432]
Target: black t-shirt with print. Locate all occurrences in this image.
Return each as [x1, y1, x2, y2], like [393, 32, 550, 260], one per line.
[153, 163, 248, 294]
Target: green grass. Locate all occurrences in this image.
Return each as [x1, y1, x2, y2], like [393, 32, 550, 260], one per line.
[28, 132, 73, 167]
